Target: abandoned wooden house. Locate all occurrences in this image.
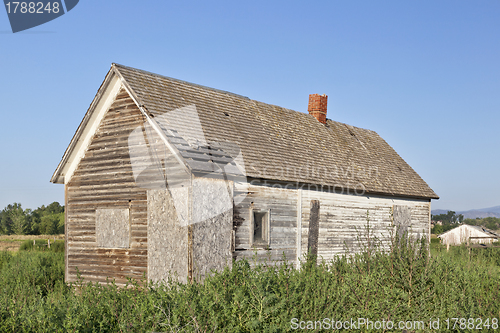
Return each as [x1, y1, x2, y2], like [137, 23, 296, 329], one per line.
[51, 63, 439, 285]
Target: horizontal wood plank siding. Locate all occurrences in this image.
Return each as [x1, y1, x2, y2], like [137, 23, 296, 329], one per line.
[233, 183, 297, 265]
[66, 89, 148, 285]
[300, 189, 431, 262]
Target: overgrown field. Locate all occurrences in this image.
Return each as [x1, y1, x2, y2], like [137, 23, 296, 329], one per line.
[1, 238, 499, 332]
[0, 235, 65, 252]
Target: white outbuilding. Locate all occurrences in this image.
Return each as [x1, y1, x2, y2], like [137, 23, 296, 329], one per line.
[438, 224, 499, 246]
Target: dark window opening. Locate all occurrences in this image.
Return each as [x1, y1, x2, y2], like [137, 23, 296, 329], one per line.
[253, 211, 269, 246]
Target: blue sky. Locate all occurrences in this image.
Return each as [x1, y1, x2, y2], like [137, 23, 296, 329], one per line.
[0, 1, 499, 212]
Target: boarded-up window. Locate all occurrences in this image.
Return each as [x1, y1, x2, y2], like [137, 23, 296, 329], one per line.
[393, 205, 411, 239]
[96, 209, 130, 248]
[307, 200, 320, 259]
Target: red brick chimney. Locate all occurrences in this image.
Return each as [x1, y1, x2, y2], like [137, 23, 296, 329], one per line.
[308, 94, 328, 124]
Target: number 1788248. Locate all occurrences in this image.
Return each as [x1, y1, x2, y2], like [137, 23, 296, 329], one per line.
[5, 2, 60, 14]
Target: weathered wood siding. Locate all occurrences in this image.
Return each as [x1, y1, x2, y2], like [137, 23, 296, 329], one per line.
[66, 89, 148, 284]
[233, 182, 297, 264]
[233, 181, 430, 266]
[299, 189, 431, 262]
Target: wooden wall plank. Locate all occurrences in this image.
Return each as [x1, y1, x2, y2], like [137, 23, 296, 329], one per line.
[299, 189, 431, 261]
[66, 89, 149, 284]
[233, 183, 297, 265]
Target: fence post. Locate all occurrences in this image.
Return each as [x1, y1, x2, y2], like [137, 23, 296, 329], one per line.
[48, 239, 50, 249]
[468, 237, 471, 259]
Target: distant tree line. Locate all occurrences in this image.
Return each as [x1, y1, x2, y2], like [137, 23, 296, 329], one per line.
[463, 217, 500, 232]
[432, 211, 464, 225]
[0, 202, 64, 235]
[431, 211, 463, 234]
[431, 210, 500, 234]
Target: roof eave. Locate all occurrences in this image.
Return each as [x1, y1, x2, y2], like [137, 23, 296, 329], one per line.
[365, 189, 439, 201]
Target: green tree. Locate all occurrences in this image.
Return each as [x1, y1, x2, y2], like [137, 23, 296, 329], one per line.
[0, 209, 8, 235]
[463, 217, 500, 231]
[0, 202, 65, 235]
[39, 212, 64, 235]
[431, 210, 462, 225]
[0, 203, 29, 235]
[11, 207, 28, 235]
[431, 224, 443, 234]
[29, 202, 65, 235]
[431, 223, 455, 234]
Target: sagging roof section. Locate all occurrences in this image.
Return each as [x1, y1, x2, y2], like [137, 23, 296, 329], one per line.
[52, 63, 439, 199]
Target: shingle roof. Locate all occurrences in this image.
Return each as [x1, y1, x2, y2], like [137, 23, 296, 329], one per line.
[113, 63, 438, 199]
[469, 225, 500, 238]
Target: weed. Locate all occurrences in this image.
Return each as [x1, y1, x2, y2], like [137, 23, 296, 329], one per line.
[0, 231, 499, 331]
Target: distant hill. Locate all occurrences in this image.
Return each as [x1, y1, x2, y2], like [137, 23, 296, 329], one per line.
[432, 205, 500, 219]
[461, 210, 500, 219]
[476, 205, 500, 214]
[431, 209, 449, 216]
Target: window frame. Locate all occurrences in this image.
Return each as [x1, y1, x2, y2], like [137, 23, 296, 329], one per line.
[250, 209, 270, 248]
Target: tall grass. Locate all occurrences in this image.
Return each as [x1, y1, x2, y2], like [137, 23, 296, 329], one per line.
[19, 239, 64, 253]
[0, 234, 499, 332]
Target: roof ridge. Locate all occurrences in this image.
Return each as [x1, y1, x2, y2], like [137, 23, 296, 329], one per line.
[112, 63, 250, 100]
[112, 63, 378, 134]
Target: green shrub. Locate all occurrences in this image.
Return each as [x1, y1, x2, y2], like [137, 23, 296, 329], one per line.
[50, 240, 64, 253]
[0, 251, 66, 298]
[0, 251, 12, 271]
[19, 239, 34, 251]
[1, 232, 500, 332]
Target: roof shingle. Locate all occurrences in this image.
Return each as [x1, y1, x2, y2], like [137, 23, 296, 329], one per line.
[114, 63, 438, 199]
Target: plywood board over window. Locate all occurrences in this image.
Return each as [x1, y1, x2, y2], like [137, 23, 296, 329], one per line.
[96, 209, 130, 248]
[393, 205, 411, 238]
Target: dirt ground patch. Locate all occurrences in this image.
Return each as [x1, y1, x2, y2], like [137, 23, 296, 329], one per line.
[0, 235, 64, 251]
[0, 241, 22, 251]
